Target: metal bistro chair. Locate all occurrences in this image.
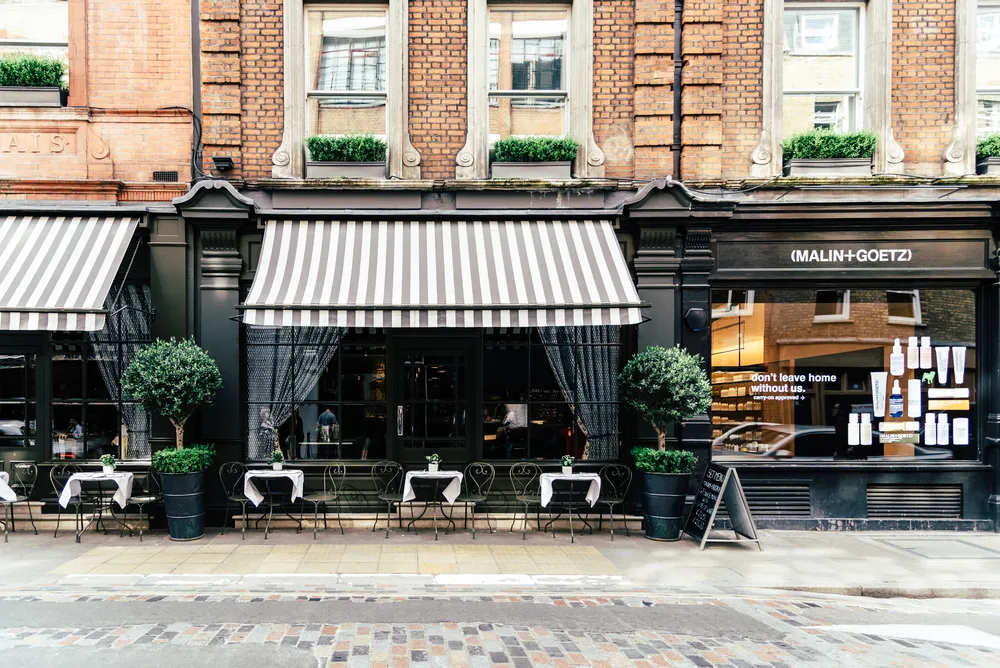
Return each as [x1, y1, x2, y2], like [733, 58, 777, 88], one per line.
[301, 462, 346, 539]
[546, 478, 596, 544]
[120, 468, 161, 542]
[455, 462, 495, 539]
[219, 461, 251, 539]
[49, 463, 83, 540]
[2, 462, 39, 542]
[598, 464, 633, 541]
[371, 460, 404, 538]
[509, 462, 542, 540]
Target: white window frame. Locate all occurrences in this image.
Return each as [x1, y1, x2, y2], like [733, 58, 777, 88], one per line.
[712, 290, 755, 319]
[0, 0, 69, 56]
[976, 2, 1000, 139]
[458, 0, 604, 179]
[813, 289, 852, 323]
[886, 289, 922, 326]
[782, 3, 865, 134]
[272, 0, 420, 179]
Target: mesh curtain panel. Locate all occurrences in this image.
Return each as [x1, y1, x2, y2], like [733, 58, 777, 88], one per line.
[538, 326, 621, 460]
[246, 326, 345, 460]
[88, 284, 154, 459]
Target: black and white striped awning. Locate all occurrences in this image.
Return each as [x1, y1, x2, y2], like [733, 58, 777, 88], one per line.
[0, 215, 139, 331]
[243, 219, 642, 328]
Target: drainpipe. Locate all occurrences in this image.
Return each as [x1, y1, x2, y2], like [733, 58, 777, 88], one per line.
[671, 0, 684, 179]
[190, 0, 203, 181]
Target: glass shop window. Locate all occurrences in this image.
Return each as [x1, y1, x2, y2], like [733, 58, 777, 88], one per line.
[710, 288, 977, 461]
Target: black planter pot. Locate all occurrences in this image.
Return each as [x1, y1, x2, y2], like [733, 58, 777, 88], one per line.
[158, 470, 207, 541]
[642, 471, 691, 541]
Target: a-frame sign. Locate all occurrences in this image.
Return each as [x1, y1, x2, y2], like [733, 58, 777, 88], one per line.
[683, 463, 763, 551]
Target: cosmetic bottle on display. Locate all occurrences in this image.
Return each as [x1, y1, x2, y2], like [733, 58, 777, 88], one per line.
[907, 378, 922, 418]
[906, 336, 919, 369]
[860, 413, 872, 446]
[953, 417, 969, 446]
[848, 413, 860, 446]
[937, 414, 950, 446]
[925, 413, 937, 446]
[889, 380, 904, 418]
[871, 372, 888, 417]
[890, 339, 904, 376]
[920, 336, 933, 369]
[953, 347, 966, 385]
[936, 347, 951, 384]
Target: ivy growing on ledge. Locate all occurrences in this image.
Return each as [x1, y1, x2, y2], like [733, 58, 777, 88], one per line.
[782, 130, 877, 161]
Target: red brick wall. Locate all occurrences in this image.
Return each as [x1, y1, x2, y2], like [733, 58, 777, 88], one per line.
[720, 0, 762, 181]
[238, 0, 283, 179]
[634, 0, 674, 179]
[408, 0, 468, 180]
[594, 0, 635, 179]
[892, 0, 955, 175]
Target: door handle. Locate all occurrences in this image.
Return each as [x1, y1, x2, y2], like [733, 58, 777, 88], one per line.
[397, 405, 404, 437]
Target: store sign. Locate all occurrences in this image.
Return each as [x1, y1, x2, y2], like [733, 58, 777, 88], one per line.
[790, 248, 912, 263]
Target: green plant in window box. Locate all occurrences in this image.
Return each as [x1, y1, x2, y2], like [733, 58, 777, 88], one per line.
[781, 130, 877, 161]
[269, 448, 285, 471]
[493, 136, 579, 163]
[977, 135, 1000, 175]
[0, 53, 67, 107]
[100, 454, 116, 474]
[305, 134, 387, 162]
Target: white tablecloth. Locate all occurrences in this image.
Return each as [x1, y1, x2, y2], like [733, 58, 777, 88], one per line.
[244, 469, 305, 507]
[540, 472, 602, 508]
[402, 470, 464, 505]
[58, 471, 134, 509]
[0, 472, 15, 502]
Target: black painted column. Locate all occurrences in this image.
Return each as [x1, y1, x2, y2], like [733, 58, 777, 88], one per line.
[987, 246, 1000, 531]
[679, 227, 715, 481]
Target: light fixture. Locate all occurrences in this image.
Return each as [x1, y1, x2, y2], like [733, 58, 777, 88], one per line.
[213, 156, 235, 171]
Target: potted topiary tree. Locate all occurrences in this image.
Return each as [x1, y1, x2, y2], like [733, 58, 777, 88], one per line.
[305, 134, 388, 178]
[123, 338, 222, 540]
[0, 53, 65, 107]
[491, 136, 578, 179]
[782, 130, 877, 177]
[619, 345, 712, 541]
[976, 135, 1000, 175]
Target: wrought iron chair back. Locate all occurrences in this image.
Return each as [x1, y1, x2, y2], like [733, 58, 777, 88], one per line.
[49, 463, 81, 496]
[599, 464, 632, 501]
[135, 467, 161, 497]
[219, 461, 248, 499]
[509, 462, 541, 497]
[324, 462, 347, 497]
[9, 462, 37, 498]
[371, 460, 403, 496]
[463, 461, 496, 499]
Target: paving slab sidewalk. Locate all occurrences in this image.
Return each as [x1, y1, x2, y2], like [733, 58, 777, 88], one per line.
[3, 528, 1000, 598]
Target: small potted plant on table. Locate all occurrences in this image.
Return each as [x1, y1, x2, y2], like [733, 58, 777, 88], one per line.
[0, 53, 65, 107]
[305, 134, 387, 179]
[560, 455, 575, 475]
[100, 454, 116, 475]
[426, 454, 441, 473]
[619, 345, 712, 541]
[782, 130, 877, 177]
[123, 338, 222, 541]
[491, 136, 579, 179]
[269, 448, 285, 471]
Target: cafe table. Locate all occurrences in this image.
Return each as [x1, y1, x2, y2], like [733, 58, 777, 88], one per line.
[57, 470, 134, 543]
[243, 468, 305, 538]
[539, 471, 602, 543]
[400, 469, 464, 540]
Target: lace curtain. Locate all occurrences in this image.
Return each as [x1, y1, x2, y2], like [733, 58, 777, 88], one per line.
[538, 326, 621, 460]
[88, 284, 154, 459]
[245, 326, 345, 460]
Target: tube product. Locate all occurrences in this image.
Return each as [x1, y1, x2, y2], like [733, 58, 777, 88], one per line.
[848, 413, 860, 446]
[920, 336, 933, 369]
[907, 378, 921, 418]
[935, 346, 951, 385]
[952, 346, 966, 385]
[907, 336, 919, 369]
[871, 372, 888, 417]
[953, 417, 969, 446]
[889, 380, 904, 418]
[925, 413, 937, 446]
[937, 414, 950, 446]
[890, 338, 904, 376]
[860, 413, 872, 446]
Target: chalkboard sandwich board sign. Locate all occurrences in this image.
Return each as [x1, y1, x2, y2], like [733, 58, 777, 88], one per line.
[683, 463, 762, 551]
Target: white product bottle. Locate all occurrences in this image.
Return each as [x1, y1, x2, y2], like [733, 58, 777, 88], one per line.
[937, 414, 950, 446]
[860, 413, 872, 446]
[920, 336, 933, 369]
[925, 413, 937, 446]
[906, 336, 919, 369]
[890, 338, 905, 376]
[907, 378, 922, 418]
[848, 413, 860, 446]
[953, 417, 969, 446]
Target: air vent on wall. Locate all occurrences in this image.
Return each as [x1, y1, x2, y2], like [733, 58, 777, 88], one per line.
[152, 170, 180, 183]
[720, 481, 811, 517]
[867, 485, 962, 519]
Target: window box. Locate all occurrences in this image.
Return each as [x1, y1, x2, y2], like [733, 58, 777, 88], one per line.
[0, 86, 63, 108]
[976, 157, 1000, 175]
[305, 160, 387, 179]
[784, 158, 872, 177]
[491, 161, 572, 180]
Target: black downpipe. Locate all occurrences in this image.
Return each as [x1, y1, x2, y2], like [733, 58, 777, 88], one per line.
[190, 0, 203, 180]
[672, 0, 684, 179]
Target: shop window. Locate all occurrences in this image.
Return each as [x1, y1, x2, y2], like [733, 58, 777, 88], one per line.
[710, 288, 978, 462]
[781, 5, 863, 137]
[0, 353, 35, 448]
[0, 0, 68, 77]
[813, 289, 851, 322]
[306, 6, 388, 137]
[977, 2, 1000, 137]
[487, 6, 569, 142]
[482, 328, 622, 462]
[712, 289, 755, 319]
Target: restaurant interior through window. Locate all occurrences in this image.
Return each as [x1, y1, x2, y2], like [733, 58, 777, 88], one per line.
[710, 288, 978, 461]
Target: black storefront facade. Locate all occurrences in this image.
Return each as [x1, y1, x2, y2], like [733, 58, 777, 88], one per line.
[3, 178, 1000, 531]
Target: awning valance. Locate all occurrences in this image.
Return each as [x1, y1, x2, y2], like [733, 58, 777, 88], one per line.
[243, 219, 642, 328]
[0, 215, 139, 331]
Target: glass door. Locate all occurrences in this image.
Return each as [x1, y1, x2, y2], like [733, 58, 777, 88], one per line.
[391, 336, 478, 466]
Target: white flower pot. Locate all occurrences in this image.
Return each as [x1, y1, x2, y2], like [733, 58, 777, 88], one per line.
[428, 462, 439, 473]
[562, 466, 573, 475]
[272, 463, 283, 471]
[102, 465, 115, 475]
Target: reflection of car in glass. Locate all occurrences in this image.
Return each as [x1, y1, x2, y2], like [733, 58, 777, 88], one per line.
[715, 423, 953, 460]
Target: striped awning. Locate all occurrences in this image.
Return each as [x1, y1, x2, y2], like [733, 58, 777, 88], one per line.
[243, 219, 642, 328]
[0, 215, 139, 331]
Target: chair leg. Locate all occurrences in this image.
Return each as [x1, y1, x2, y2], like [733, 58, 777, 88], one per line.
[608, 504, 614, 542]
[372, 504, 380, 533]
[221, 500, 232, 536]
[471, 503, 476, 540]
[385, 502, 392, 539]
[521, 504, 528, 541]
[568, 502, 575, 544]
[313, 502, 319, 540]
[75, 504, 82, 543]
[3, 505, 9, 543]
[137, 504, 145, 542]
[623, 505, 630, 537]
[486, 507, 495, 534]
[335, 496, 344, 535]
[242, 502, 247, 540]
[120, 507, 128, 538]
[53, 507, 62, 538]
